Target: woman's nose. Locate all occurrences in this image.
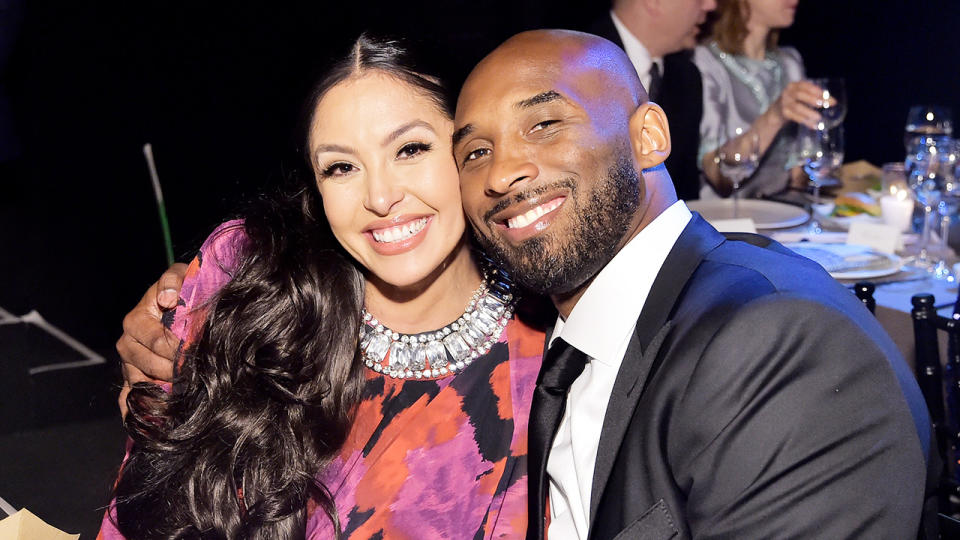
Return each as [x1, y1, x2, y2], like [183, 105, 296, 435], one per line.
[363, 170, 405, 216]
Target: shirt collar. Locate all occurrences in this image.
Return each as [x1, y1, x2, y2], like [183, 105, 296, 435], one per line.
[610, 10, 663, 90]
[550, 200, 692, 364]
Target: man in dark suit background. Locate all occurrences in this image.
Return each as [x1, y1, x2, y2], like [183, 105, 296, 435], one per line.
[585, 0, 716, 201]
[454, 30, 931, 539]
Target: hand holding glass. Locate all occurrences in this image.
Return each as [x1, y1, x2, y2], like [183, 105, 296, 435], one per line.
[808, 77, 846, 130]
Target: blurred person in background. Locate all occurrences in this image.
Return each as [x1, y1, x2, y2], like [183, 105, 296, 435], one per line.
[696, 0, 823, 198]
[587, 0, 717, 201]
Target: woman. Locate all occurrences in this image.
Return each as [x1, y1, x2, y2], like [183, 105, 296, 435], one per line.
[100, 35, 545, 539]
[695, 0, 824, 198]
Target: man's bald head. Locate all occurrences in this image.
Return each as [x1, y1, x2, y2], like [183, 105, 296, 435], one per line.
[459, 30, 648, 135]
[453, 29, 676, 310]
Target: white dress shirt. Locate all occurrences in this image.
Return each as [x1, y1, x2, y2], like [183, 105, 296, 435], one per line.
[610, 10, 663, 93]
[545, 201, 692, 540]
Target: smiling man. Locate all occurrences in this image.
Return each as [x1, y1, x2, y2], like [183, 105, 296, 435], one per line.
[454, 30, 932, 540]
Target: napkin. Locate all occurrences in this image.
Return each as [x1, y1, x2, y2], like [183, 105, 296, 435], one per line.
[0, 509, 78, 540]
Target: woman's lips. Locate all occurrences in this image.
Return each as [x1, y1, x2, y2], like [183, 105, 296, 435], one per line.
[364, 215, 433, 255]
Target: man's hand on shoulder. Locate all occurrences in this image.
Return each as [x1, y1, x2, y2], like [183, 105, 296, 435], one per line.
[116, 263, 186, 418]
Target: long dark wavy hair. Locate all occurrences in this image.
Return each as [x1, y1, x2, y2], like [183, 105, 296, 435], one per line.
[113, 34, 454, 539]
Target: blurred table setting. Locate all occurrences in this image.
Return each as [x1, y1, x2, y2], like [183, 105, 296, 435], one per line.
[691, 130, 960, 367]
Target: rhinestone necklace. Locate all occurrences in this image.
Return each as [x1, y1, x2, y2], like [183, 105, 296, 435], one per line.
[358, 269, 517, 380]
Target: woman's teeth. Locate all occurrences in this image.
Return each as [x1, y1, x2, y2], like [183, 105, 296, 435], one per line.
[507, 198, 564, 229]
[372, 217, 428, 243]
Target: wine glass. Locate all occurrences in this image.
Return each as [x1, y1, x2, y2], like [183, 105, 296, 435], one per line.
[808, 77, 846, 130]
[934, 141, 960, 281]
[904, 105, 953, 153]
[716, 126, 760, 217]
[906, 135, 955, 276]
[797, 124, 844, 233]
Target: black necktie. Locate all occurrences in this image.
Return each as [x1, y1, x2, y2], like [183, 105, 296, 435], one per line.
[527, 338, 589, 540]
[648, 62, 662, 102]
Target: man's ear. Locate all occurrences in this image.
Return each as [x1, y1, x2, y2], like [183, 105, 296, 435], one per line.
[628, 102, 671, 170]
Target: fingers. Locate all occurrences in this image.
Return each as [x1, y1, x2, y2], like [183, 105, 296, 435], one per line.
[779, 82, 824, 129]
[118, 381, 130, 419]
[118, 305, 178, 380]
[157, 263, 188, 309]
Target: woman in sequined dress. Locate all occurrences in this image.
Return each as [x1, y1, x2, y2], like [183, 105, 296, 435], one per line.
[694, 0, 824, 198]
[100, 35, 545, 540]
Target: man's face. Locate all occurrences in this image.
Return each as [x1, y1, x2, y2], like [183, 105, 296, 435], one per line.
[660, 0, 717, 54]
[454, 40, 644, 296]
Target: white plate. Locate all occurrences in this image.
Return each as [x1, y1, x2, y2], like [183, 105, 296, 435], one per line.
[688, 199, 809, 229]
[783, 242, 903, 280]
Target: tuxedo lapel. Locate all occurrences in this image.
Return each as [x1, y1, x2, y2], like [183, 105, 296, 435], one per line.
[588, 214, 725, 523]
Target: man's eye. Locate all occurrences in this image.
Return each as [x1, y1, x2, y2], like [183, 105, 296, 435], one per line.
[463, 148, 490, 165]
[530, 120, 559, 133]
[320, 163, 355, 178]
[397, 142, 432, 159]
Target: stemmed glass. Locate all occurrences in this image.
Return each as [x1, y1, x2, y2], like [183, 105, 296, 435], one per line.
[797, 124, 845, 233]
[905, 135, 956, 278]
[904, 105, 953, 153]
[716, 126, 760, 217]
[936, 143, 960, 281]
[808, 77, 847, 130]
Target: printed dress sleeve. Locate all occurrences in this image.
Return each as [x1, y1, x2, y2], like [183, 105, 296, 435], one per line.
[97, 219, 249, 540]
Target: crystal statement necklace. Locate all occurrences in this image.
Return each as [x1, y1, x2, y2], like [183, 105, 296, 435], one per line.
[358, 268, 517, 380]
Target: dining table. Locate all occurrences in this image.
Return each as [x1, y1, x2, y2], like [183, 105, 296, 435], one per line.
[688, 163, 960, 371]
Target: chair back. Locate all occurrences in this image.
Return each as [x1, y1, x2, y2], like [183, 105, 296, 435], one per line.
[911, 292, 960, 524]
[854, 281, 876, 314]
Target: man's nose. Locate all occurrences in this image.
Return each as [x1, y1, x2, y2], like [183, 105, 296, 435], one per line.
[485, 154, 540, 196]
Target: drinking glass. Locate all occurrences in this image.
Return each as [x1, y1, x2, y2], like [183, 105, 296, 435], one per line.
[904, 105, 953, 153]
[935, 142, 960, 280]
[808, 77, 846, 130]
[906, 135, 956, 277]
[716, 126, 760, 217]
[797, 124, 845, 233]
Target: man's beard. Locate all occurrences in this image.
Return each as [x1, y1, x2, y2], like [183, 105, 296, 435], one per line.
[475, 151, 642, 296]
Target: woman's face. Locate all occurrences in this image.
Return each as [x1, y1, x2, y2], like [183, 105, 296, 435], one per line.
[746, 0, 797, 30]
[309, 72, 465, 288]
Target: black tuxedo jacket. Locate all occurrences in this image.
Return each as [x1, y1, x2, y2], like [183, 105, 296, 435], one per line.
[585, 14, 704, 201]
[575, 215, 932, 539]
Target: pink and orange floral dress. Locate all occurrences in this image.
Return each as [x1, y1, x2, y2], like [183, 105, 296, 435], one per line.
[100, 221, 544, 539]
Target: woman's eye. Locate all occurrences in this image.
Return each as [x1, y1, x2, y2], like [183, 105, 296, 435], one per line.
[462, 148, 490, 165]
[530, 120, 559, 133]
[397, 142, 432, 159]
[320, 162, 355, 178]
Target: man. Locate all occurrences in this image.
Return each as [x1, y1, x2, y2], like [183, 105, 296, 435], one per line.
[119, 30, 932, 539]
[585, 0, 716, 201]
[452, 30, 930, 539]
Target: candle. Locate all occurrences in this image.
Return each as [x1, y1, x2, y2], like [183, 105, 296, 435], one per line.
[880, 186, 914, 233]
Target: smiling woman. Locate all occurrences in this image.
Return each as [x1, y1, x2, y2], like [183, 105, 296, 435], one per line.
[101, 34, 545, 539]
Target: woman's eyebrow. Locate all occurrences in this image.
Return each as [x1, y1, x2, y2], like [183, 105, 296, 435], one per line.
[313, 143, 357, 155]
[382, 120, 435, 147]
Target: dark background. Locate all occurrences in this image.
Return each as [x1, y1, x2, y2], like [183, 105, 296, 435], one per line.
[0, 0, 958, 536]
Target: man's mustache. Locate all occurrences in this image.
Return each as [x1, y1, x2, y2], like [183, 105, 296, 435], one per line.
[482, 177, 577, 223]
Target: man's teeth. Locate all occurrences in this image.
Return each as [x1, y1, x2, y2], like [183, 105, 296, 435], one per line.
[506, 198, 564, 229]
[372, 217, 428, 243]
